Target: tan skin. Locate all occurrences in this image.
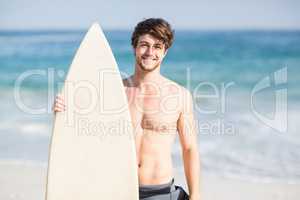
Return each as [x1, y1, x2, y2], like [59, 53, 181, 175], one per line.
[54, 34, 200, 199]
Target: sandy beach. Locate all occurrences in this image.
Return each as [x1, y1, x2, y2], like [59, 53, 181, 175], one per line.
[0, 161, 299, 200]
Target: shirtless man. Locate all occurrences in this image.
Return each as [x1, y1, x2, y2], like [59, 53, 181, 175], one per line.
[54, 18, 200, 200]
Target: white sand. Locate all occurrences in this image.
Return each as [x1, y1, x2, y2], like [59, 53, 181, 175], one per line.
[0, 162, 47, 200]
[0, 162, 299, 200]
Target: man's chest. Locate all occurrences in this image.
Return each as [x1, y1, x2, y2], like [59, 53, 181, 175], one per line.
[126, 88, 181, 132]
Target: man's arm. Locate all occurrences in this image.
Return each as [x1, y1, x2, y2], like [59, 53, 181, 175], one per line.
[177, 89, 200, 200]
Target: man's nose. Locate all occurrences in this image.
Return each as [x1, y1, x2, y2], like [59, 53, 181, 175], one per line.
[145, 46, 154, 56]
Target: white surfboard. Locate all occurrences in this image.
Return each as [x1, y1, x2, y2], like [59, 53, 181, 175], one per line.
[45, 23, 139, 200]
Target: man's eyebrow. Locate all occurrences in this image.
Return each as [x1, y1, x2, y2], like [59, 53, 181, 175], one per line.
[139, 40, 164, 46]
[138, 40, 164, 45]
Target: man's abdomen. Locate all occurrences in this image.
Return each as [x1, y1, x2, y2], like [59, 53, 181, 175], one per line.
[137, 130, 175, 185]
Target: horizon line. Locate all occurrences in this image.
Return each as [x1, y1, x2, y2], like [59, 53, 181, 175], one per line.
[1, 27, 300, 32]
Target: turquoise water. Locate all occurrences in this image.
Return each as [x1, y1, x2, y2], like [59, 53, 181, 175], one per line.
[1, 30, 300, 183]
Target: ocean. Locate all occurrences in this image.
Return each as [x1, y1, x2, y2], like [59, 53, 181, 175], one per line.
[0, 29, 299, 183]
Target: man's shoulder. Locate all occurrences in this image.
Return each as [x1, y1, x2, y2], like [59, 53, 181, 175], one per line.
[161, 77, 194, 114]
[161, 77, 192, 97]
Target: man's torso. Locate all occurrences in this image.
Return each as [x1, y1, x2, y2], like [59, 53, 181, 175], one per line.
[123, 76, 183, 185]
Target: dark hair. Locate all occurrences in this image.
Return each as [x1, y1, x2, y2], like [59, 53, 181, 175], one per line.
[131, 18, 174, 50]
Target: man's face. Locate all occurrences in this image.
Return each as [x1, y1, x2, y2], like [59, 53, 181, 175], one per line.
[134, 34, 167, 72]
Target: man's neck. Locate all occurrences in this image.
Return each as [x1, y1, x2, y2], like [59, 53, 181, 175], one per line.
[132, 65, 163, 88]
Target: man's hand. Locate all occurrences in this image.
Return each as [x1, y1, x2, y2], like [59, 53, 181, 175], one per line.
[53, 94, 66, 113]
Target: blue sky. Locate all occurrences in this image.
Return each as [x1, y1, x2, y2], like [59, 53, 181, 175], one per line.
[1, 0, 299, 30]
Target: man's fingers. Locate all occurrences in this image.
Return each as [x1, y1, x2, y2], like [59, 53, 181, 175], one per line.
[55, 99, 65, 107]
[55, 104, 66, 110]
[53, 94, 66, 113]
[53, 105, 66, 112]
[55, 96, 64, 102]
[55, 97, 65, 106]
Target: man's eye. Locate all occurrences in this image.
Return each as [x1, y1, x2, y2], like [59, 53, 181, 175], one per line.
[154, 46, 162, 49]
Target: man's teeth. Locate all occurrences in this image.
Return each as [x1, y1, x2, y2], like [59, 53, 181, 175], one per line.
[142, 57, 155, 60]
